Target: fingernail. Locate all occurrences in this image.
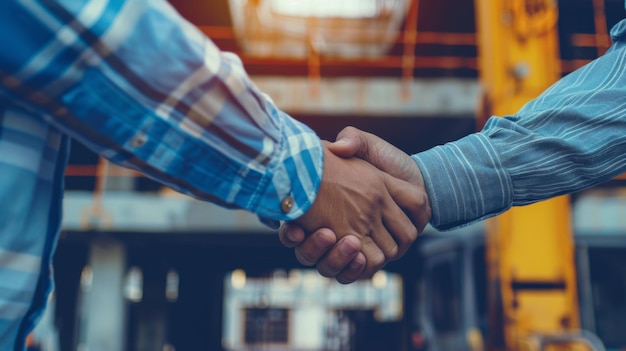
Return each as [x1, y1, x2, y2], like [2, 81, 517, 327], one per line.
[286, 229, 299, 243]
[349, 259, 364, 271]
[314, 233, 333, 249]
[339, 240, 358, 256]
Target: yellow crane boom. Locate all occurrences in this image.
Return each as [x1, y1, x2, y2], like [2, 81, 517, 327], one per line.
[474, 1, 583, 350]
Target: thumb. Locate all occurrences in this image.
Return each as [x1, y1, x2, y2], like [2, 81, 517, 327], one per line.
[329, 126, 385, 161]
[330, 127, 418, 183]
[327, 126, 364, 158]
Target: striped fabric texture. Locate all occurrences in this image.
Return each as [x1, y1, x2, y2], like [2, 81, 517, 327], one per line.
[0, 0, 323, 348]
[415, 16, 626, 230]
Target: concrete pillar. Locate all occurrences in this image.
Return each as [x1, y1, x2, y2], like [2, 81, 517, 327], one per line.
[78, 238, 127, 351]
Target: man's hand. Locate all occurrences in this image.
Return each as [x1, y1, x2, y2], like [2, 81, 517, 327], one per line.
[289, 141, 423, 279]
[279, 127, 432, 283]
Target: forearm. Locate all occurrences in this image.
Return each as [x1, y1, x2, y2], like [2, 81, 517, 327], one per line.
[0, 1, 323, 222]
[414, 23, 626, 230]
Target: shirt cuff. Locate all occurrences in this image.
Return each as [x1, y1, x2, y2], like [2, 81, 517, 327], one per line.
[255, 113, 324, 227]
[412, 133, 513, 230]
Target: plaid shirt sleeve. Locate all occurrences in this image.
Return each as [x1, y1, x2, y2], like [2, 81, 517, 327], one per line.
[414, 17, 626, 230]
[0, 0, 323, 224]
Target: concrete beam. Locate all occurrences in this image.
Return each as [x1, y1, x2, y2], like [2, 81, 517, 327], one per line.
[252, 77, 479, 117]
[62, 191, 272, 233]
[78, 238, 127, 351]
[62, 190, 626, 235]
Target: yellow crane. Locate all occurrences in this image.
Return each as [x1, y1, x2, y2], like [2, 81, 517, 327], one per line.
[475, 0, 602, 350]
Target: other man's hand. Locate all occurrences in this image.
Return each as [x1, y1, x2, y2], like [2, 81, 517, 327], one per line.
[290, 141, 422, 279]
[280, 127, 431, 283]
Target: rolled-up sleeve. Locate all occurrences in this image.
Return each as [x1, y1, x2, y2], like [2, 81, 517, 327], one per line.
[414, 18, 626, 230]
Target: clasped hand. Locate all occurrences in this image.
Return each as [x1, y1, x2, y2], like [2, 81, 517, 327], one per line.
[279, 127, 431, 284]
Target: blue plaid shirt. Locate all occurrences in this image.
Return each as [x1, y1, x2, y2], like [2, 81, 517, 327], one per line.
[0, 1, 323, 349]
[415, 15, 626, 230]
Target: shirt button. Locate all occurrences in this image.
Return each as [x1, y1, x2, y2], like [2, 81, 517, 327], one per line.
[131, 133, 147, 148]
[281, 196, 294, 213]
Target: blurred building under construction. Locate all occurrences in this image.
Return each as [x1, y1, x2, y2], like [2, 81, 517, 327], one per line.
[29, 0, 626, 351]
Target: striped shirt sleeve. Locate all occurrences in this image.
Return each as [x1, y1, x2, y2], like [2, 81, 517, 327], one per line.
[0, 0, 323, 224]
[414, 18, 626, 230]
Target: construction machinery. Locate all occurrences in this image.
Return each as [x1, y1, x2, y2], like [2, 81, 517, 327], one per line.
[414, 1, 619, 350]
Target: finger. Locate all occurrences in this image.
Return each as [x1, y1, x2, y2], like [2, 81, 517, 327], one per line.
[381, 177, 421, 258]
[359, 237, 388, 279]
[385, 173, 431, 235]
[336, 252, 367, 284]
[278, 222, 306, 248]
[330, 126, 419, 182]
[315, 235, 362, 278]
[369, 219, 400, 262]
[328, 126, 362, 158]
[294, 228, 337, 266]
[330, 126, 383, 162]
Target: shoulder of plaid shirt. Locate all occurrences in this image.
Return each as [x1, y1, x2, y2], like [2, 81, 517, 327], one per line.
[0, 1, 324, 349]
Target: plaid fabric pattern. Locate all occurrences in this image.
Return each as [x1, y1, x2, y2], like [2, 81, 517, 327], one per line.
[0, 0, 323, 348]
[0, 106, 68, 350]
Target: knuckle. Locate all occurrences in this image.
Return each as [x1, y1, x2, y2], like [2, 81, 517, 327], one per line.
[336, 276, 354, 285]
[385, 243, 399, 260]
[295, 250, 316, 266]
[369, 251, 386, 271]
[360, 268, 376, 280]
[343, 126, 357, 134]
[397, 227, 418, 248]
[317, 266, 339, 278]
[410, 226, 419, 241]
[376, 238, 398, 261]
[337, 270, 359, 285]
[278, 234, 293, 247]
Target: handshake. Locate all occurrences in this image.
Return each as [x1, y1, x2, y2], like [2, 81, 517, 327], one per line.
[278, 126, 432, 284]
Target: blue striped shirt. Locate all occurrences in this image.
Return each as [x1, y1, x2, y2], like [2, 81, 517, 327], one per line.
[415, 15, 626, 230]
[0, 0, 323, 348]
